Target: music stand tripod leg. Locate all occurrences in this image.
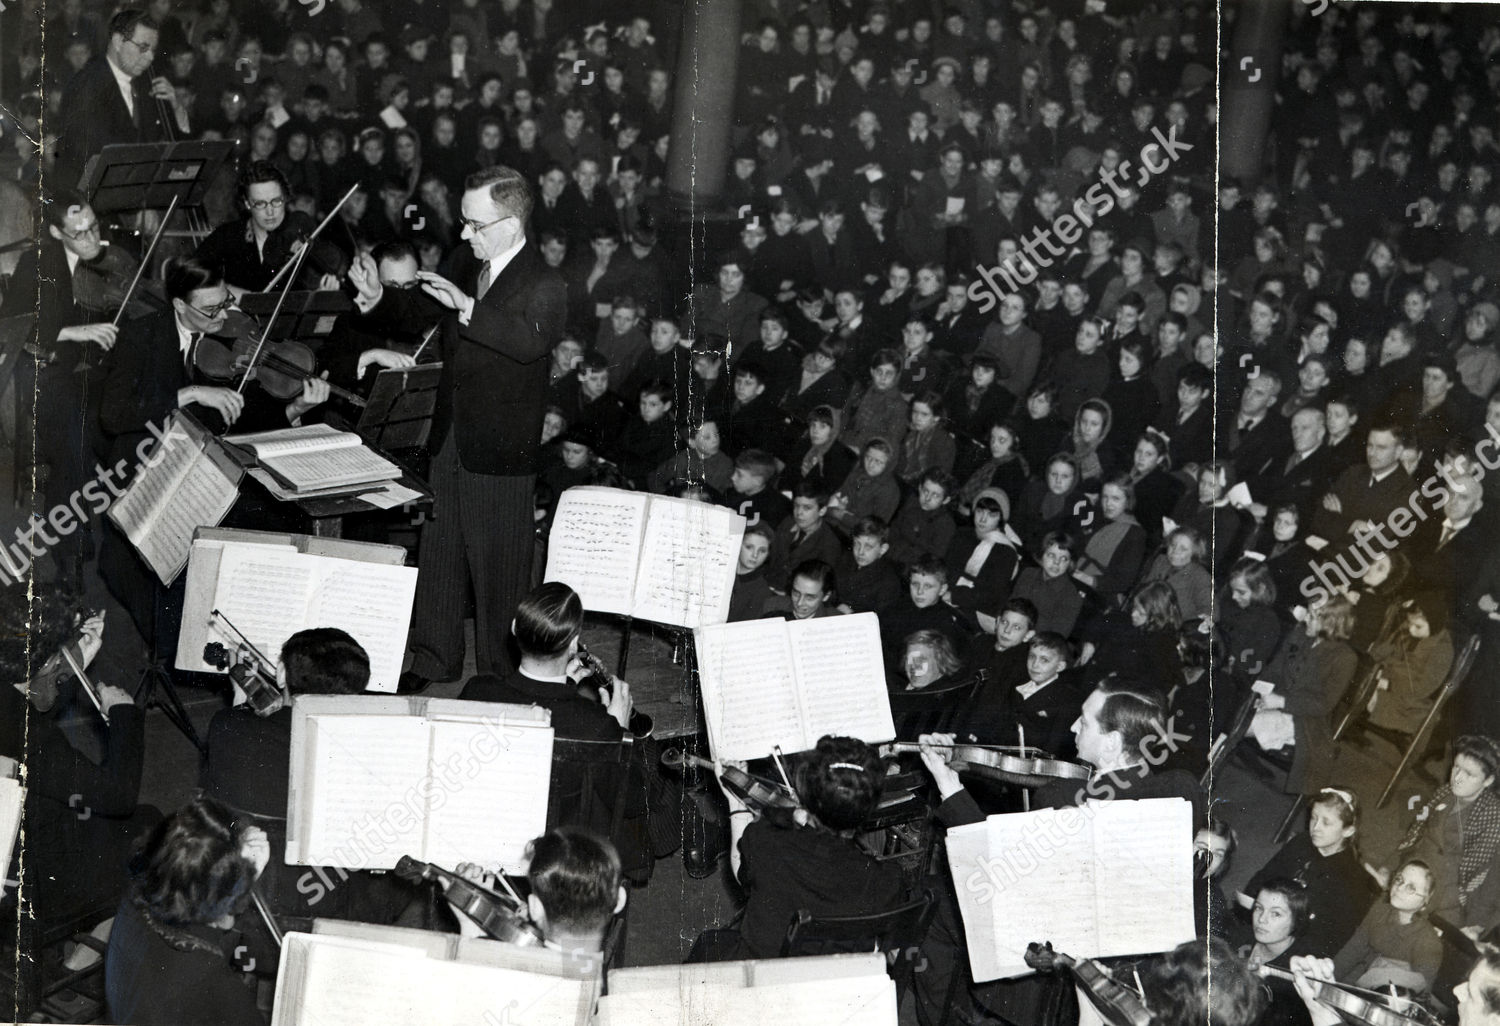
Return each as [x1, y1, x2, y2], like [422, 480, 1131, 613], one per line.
[134, 660, 207, 756]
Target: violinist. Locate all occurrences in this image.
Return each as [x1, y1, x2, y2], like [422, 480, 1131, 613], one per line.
[0, 587, 159, 1014]
[316, 239, 430, 401]
[200, 628, 413, 924]
[686, 735, 906, 962]
[459, 582, 655, 881]
[444, 828, 626, 963]
[194, 161, 343, 296]
[0, 191, 126, 576]
[1294, 946, 1498, 1026]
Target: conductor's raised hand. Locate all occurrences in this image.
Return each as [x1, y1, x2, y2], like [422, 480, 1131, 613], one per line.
[416, 271, 475, 320]
[346, 251, 381, 305]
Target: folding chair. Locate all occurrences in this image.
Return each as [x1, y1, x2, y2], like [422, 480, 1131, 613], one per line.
[1378, 634, 1481, 807]
[780, 888, 937, 1003]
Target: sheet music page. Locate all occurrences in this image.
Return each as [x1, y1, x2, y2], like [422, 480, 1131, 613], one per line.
[306, 559, 418, 692]
[946, 810, 1103, 982]
[296, 714, 430, 869]
[255, 444, 399, 491]
[786, 613, 896, 747]
[274, 934, 592, 1026]
[421, 719, 553, 875]
[0, 778, 22, 887]
[595, 975, 897, 1026]
[226, 423, 356, 455]
[630, 497, 744, 628]
[693, 619, 804, 761]
[207, 546, 316, 669]
[1091, 799, 1196, 957]
[544, 487, 649, 615]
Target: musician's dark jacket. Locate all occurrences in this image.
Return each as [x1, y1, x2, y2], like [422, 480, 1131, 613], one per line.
[374, 243, 566, 475]
[460, 671, 653, 876]
[105, 895, 265, 1026]
[194, 211, 338, 293]
[1, 239, 87, 365]
[54, 55, 172, 189]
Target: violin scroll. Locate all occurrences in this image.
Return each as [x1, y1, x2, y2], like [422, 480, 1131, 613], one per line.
[203, 641, 286, 717]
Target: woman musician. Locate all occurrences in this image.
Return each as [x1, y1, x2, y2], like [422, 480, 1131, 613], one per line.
[194, 161, 346, 297]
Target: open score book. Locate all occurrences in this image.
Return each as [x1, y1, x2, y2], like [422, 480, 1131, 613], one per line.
[286, 696, 553, 875]
[226, 423, 400, 494]
[693, 612, 895, 762]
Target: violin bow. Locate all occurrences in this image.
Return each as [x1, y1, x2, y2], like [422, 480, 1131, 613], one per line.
[209, 609, 284, 700]
[263, 182, 361, 294]
[59, 642, 110, 725]
[411, 323, 439, 362]
[110, 193, 179, 329]
[234, 242, 311, 397]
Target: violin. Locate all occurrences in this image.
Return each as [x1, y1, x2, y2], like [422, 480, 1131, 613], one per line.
[1257, 963, 1443, 1026]
[1025, 944, 1153, 1026]
[393, 856, 543, 946]
[202, 609, 286, 717]
[71, 243, 166, 323]
[885, 741, 1092, 789]
[193, 331, 367, 408]
[660, 748, 808, 826]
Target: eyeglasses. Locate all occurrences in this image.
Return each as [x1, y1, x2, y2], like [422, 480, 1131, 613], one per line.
[123, 36, 156, 55]
[460, 213, 510, 234]
[380, 279, 421, 290]
[247, 196, 285, 211]
[58, 221, 101, 240]
[190, 296, 235, 317]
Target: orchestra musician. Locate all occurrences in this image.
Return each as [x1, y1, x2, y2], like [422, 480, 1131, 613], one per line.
[194, 161, 345, 296]
[52, 8, 189, 189]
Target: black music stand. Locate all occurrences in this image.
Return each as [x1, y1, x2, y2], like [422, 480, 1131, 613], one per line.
[236, 290, 354, 343]
[78, 140, 235, 212]
[356, 364, 442, 452]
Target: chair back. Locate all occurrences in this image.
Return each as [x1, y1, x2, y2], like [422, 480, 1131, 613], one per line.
[779, 888, 936, 999]
[551, 736, 636, 843]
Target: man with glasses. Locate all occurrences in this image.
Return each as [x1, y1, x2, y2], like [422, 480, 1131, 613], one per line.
[348, 164, 567, 690]
[55, 8, 186, 189]
[196, 161, 341, 294]
[0, 190, 127, 582]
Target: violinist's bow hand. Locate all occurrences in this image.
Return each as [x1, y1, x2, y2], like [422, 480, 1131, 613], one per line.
[96, 684, 134, 714]
[357, 348, 416, 378]
[240, 826, 271, 879]
[78, 610, 106, 668]
[917, 732, 964, 800]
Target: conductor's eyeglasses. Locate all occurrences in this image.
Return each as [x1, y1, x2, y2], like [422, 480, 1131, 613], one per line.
[460, 213, 509, 234]
[123, 36, 156, 55]
[380, 279, 421, 290]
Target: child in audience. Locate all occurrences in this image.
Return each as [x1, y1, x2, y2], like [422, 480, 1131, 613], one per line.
[842, 348, 910, 454]
[887, 468, 958, 567]
[836, 516, 903, 615]
[828, 438, 902, 530]
[782, 404, 855, 495]
[649, 418, 734, 495]
[897, 391, 957, 484]
[1143, 526, 1215, 623]
[728, 522, 777, 622]
[1011, 531, 1086, 638]
[1051, 317, 1113, 420]
[878, 555, 977, 674]
[944, 488, 1021, 631]
[723, 448, 792, 528]
[769, 483, 845, 586]
[617, 379, 677, 487]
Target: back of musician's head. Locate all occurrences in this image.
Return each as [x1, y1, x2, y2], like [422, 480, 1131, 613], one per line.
[164, 257, 224, 302]
[800, 735, 884, 831]
[1145, 938, 1265, 1026]
[525, 828, 621, 936]
[466, 164, 534, 228]
[513, 582, 584, 657]
[237, 160, 290, 205]
[1094, 677, 1167, 754]
[41, 187, 90, 231]
[129, 795, 257, 927]
[280, 627, 369, 694]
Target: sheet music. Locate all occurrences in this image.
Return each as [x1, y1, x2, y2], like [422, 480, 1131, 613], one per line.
[210, 546, 316, 669]
[109, 417, 241, 585]
[596, 975, 897, 1026]
[274, 934, 593, 1026]
[227, 423, 355, 455]
[307, 562, 418, 692]
[421, 719, 553, 875]
[296, 715, 430, 868]
[0, 777, 22, 888]
[544, 488, 649, 615]
[787, 614, 896, 745]
[255, 444, 399, 491]
[694, 619, 805, 761]
[631, 497, 744, 628]
[945, 799, 1195, 982]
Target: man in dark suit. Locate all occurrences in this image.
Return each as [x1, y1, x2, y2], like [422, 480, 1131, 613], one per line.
[349, 164, 567, 687]
[1221, 369, 1290, 487]
[1251, 407, 1338, 521]
[54, 8, 187, 189]
[460, 583, 652, 879]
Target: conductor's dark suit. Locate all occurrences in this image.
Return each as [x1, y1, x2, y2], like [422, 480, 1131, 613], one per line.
[379, 241, 567, 678]
[55, 55, 172, 189]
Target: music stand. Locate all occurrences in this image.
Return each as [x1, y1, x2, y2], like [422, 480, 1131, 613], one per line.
[237, 290, 354, 343]
[78, 140, 235, 212]
[0, 313, 36, 385]
[356, 364, 442, 451]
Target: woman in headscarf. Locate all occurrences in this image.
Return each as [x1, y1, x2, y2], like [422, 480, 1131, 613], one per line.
[1074, 473, 1147, 607]
[1067, 398, 1115, 488]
